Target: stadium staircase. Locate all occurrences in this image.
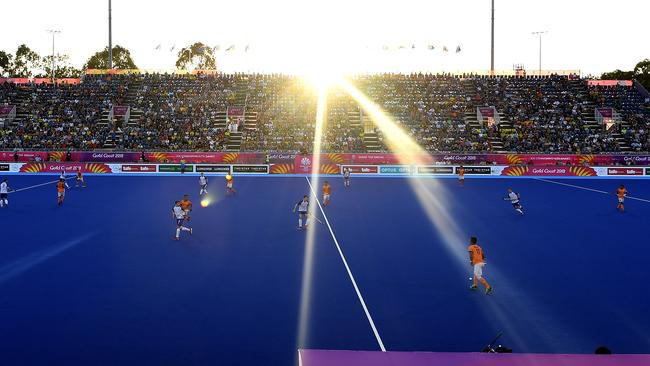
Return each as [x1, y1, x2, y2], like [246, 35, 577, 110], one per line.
[125, 78, 143, 127]
[9, 88, 31, 126]
[612, 116, 633, 152]
[360, 111, 385, 152]
[348, 109, 362, 129]
[223, 86, 250, 152]
[226, 132, 242, 151]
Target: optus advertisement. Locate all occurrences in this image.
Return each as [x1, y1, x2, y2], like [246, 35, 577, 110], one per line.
[379, 166, 412, 175]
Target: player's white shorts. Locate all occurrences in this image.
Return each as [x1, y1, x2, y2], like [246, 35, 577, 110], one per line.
[618, 197, 624, 203]
[57, 191, 65, 198]
[473, 263, 485, 279]
[323, 194, 330, 201]
[227, 182, 233, 189]
[459, 176, 465, 180]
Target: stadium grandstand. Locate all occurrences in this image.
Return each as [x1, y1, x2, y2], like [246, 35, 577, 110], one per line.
[1, 73, 649, 155]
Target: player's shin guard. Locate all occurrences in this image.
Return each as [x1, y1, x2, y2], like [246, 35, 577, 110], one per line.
[305, 219, 309, 227]
[298, 218, 303, 228]
[176, 228, 181, 238]
[181, 227, 190, 232]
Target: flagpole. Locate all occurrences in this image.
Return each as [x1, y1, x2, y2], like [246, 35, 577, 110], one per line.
[108, 0, 113, 69]
[491, 0, 495, 74]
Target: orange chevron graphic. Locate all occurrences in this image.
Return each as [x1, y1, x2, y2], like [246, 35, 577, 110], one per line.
[270, 164, 294, 174]
[505, 154, 523, 165]
[569, 166, 597, 176]
[501, 165, 528, 176]
[222, 153, 239, 163]
[577, 155, 595, 164]
[84, 163, 111, 173]
[320, 164, 340, 174]
[19, 163, 47, 173]
[49, 151, 65, 161]
[151, 152, 169, 162]
[326, 154, 344, 164]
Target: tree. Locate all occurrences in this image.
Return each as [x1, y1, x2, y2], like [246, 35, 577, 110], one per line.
[10, 44, 43, 78]
[600, 69, 633, 81]
[0, 50, 12, 77]
[175, 42, 216, 71]
[601, 58, 650, 90]
[38, 54, 82, 78]
[83, 45, 137, 69]
[633, 59, 650, 90]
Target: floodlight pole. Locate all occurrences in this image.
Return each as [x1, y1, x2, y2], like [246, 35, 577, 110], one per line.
[108, 0, 113, 69]
[46, 30, 61, 84]
[490, 0, 495, 74]
[532, 31, 547, 76]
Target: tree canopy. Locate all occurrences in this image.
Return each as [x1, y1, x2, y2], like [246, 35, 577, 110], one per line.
[175, 42, 216, 70]
[601, 59, 650, 90]
[10, 44, 43, 78]
[84, 45, 138, 70]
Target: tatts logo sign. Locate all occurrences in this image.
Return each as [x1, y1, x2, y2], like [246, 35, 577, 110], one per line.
[19, 163, 112, 173]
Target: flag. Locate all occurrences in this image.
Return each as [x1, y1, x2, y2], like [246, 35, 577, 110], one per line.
[245, 44, 250, 52]
[443, 46, 448, 52]
[427, 44, 435, 50]
[382, 45, 389, 51]
[214, 45, 221, 51]
[398, 45, 405, 50]
[456, 46, 461, 53]
[226, 45, 235, 51]
[155, 44, 161, 50]
[170, 46, 175, 52]
[411, 44, 416, 49]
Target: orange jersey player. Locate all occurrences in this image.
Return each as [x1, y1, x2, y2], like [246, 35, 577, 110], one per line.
[225, 174, 236, 195]
[616, 185, 628, 212]
[322, 181, 331, 206]
[468, 237, 492, 295]
[458, 166, 465, 186]
[180, 194, 193, 221]
[56, 178, 70, 206]
[75, 171, 86, 188]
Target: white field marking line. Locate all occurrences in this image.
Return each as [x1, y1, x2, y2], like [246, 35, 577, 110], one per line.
[305, 177, 387, 352]
[8, 177, 75, 194]
[535, 178, 650, 203]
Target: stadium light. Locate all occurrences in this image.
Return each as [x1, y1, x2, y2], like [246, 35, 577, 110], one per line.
[532, 31, 548, 76]
[108, 0, 113, 69]
[46, 30, 61, 84]
[491, 0, 495, 73]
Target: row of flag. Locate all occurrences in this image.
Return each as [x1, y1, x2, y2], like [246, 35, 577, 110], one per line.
[154, 44, 462, 53]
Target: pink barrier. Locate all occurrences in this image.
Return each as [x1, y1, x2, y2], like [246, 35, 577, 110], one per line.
[299, 349, 650, 366]
[2, 151, 650, 170]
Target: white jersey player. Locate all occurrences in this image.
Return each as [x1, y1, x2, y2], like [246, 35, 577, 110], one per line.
[343, 167, 351, 187]
[504, 188, 524, 215]
[199, 173, 208, 195]
[0, 179, 10, 208]
[293, 195, 310, 230]
[172, 201, 193, 240]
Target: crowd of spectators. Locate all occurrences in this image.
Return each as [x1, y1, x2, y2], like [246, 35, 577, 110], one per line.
[0, 73, 648, 154]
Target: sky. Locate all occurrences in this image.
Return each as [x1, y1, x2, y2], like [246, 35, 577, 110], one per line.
[0, 0, 648, 76]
